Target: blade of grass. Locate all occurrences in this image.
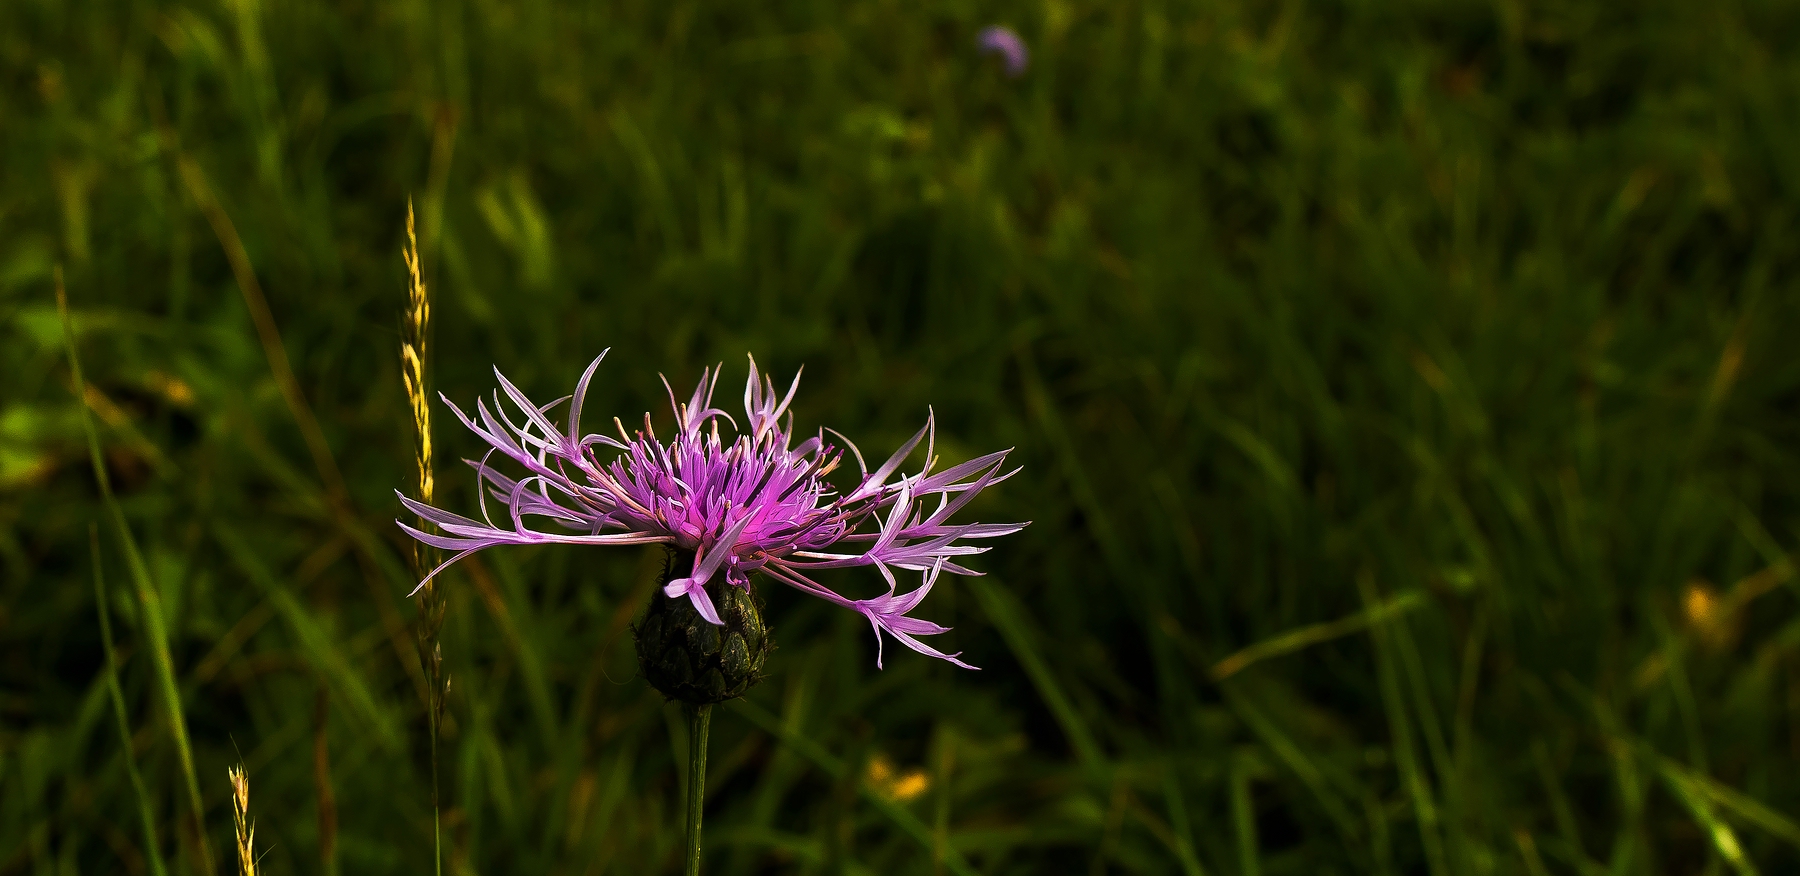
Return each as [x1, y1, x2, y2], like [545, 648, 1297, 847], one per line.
[933, 724, 957, 876]
[1515, 829, 1552, 876]
[1529, 739, 1600, 875]
[219, 398, 434, 709]
[1017, 343, 1188, 733]
[1385, 597, 1461, 864]
[178, 155, 437, 744]
[1648, 750, 1800, 849]
[1164, 600, 1367, 847]
[91, 525, 170, 876]
[1216, 682, 1362, 843]
[1359, 570, 1447, 876]
[175, 156, 350, 514]
[1657, 763, 1759, 876]
[1162, 771, 1210, 876]
[1091, 774, 1128, 875]
[1653, 616, 1710, 773]
[57, 269, 215, 876]
[1581, 691, 1648, 876]
[214, 521, 403, 750]
[729, 653, 821, 876]
[68, 380, 175, 479]
[313, 687, 340, 876]
[1015, 343, 1129, 579]
[1365, 790, 1394, 875]
[1212, 591, 1425, 681]
[728, 698, 981, 876]
[610, 108, 683, 251]
[967, 577, 1105, 772]
[1230, 752, 1261, 876]
[466, 557, 559, 753]
[577, 742, 639, 873]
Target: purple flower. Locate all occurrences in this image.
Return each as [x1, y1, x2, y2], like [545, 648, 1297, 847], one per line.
[397, 352, 1026, 669]
[977, 25, 1029, 77]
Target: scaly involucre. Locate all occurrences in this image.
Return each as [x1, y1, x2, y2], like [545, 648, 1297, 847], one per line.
[396, 353, 1025, 668]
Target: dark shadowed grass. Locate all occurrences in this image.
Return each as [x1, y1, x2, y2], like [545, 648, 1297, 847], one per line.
[5, 0, 1800, 873]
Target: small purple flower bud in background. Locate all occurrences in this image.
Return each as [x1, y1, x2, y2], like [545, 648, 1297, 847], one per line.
[977, 26, 1029, 77]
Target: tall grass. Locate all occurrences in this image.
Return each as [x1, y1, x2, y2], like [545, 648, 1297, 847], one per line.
[57, 271, 213, 875]
[5, 0, 1800, 873]
[92, 523, 170, 876]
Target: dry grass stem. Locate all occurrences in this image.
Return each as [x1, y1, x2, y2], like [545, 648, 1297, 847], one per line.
[404, 197, 447, 710]
[403, 198, 449, 876]
[176, 156, 350, 513]
[403, 199, 437, 581]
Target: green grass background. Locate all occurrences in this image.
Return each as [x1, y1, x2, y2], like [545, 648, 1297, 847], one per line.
[5, 0, 1800, 873]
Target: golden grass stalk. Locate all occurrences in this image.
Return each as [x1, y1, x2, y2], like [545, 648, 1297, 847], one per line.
[229, 765, 258, 876]
[402, 197, 445, 710]
[403, 198, 449, 876]
[403, 198, 435, 553]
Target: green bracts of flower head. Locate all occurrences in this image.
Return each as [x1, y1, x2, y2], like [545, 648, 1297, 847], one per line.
[636, 550, 771, 704]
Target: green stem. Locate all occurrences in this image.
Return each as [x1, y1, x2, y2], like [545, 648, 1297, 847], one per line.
[685, 703, 713, 876]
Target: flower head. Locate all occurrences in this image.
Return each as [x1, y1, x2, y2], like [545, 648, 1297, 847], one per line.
[397, 352, 1025, 669]
[977, 25, 1029, 77]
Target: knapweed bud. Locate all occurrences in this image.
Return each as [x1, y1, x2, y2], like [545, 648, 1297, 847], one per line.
[636, 550, 771, 704]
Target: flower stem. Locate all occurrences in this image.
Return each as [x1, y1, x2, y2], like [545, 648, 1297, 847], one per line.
[685, 703, 713, 876]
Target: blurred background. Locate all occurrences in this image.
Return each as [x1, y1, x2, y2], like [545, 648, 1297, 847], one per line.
[5, 0, 1800, 873]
